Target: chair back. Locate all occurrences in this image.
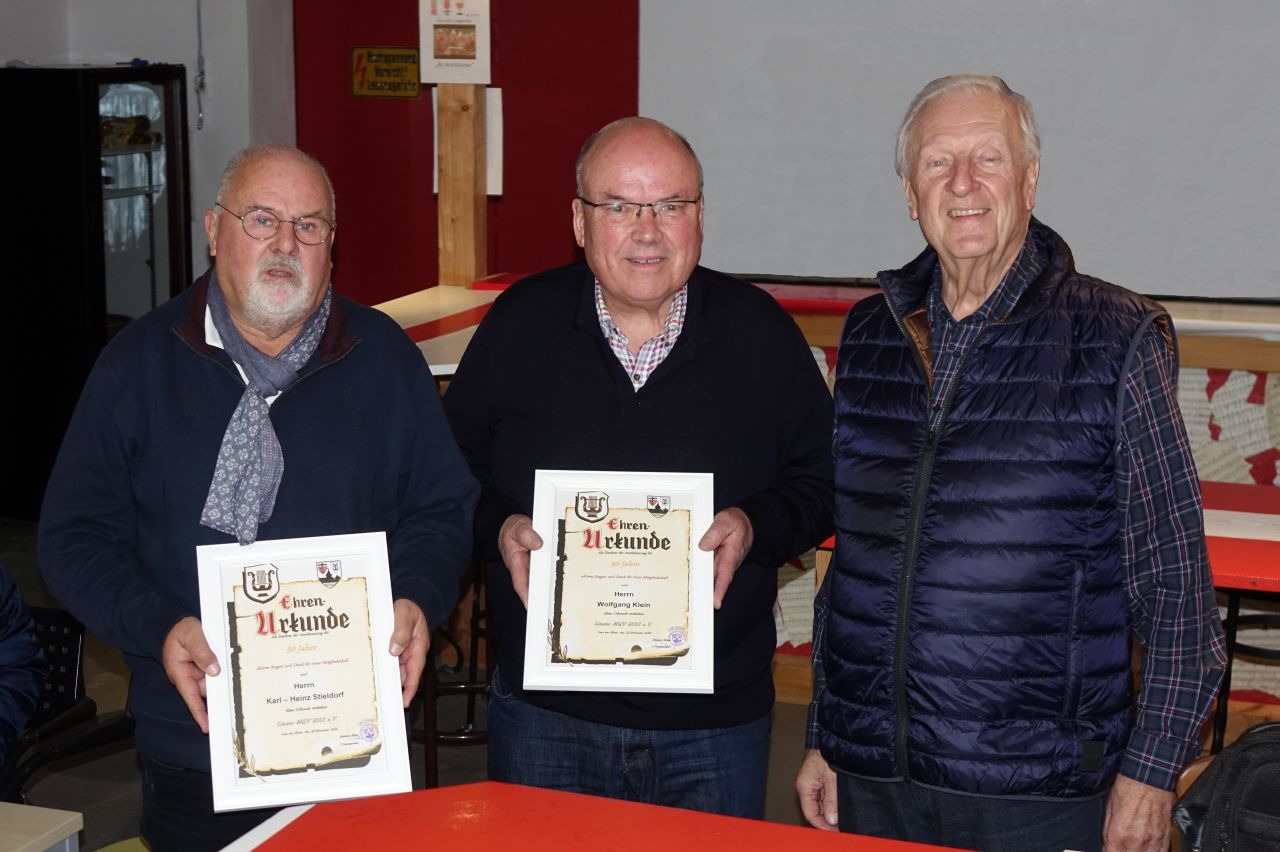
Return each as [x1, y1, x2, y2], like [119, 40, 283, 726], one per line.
[26, 607, 86, 730]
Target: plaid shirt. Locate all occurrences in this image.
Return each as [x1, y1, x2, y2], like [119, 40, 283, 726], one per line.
[808, 231, 1226, 792]
[595, 282, 688, 390]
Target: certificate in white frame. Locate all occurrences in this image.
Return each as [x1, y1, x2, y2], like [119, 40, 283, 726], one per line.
[524, 469, 714, 693]
[197, 532, 411, 812]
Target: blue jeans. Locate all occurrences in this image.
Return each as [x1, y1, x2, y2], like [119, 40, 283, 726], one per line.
[488, 669, 770, 818]
[837, 772, 1106, 852]
[139, 755, 279, 852]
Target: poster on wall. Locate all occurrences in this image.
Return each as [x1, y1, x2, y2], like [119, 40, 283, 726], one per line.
[419, 0, 491, 84]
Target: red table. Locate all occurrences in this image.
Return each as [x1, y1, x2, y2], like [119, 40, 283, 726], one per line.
[1199, 483, 1280, 751]
[242, 782, 959, 851]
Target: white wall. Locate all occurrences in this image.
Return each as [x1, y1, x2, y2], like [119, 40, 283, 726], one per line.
[2, 0, 70, 63]
[640, 0, 1278, 298]
[1, 0, 295, 268]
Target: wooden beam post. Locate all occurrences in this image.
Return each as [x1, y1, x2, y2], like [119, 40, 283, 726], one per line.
[437, 83, 487, 287]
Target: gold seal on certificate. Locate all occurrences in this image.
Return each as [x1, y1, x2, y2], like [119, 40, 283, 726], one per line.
[524, 470, 714, 694]
[197, 532, 411, 812]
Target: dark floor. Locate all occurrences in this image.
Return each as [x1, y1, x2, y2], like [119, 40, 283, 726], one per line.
[2, 516, 811, 850]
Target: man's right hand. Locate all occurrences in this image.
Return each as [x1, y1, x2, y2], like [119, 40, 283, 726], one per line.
[498, 514, 544, 607]
[797, 748, 839, 831]
[162, 616, 220, 734]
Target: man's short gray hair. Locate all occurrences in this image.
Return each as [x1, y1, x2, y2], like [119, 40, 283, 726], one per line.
[215, 144, 337, 224]
[575, 116, 704, 197]
[894, 75, 1040, 179]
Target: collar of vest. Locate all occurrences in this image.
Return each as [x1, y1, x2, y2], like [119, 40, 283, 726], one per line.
[876, 218, 1075, 328]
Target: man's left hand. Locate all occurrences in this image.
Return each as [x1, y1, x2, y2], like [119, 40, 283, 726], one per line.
[698, 507, 753, 609]
[1103, 774, 1174, 852]
[389, 598, 430, 708]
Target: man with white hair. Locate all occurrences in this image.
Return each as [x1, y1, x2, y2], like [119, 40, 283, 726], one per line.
[799, 75, 1225, 852]
[40, 145, 478, 850]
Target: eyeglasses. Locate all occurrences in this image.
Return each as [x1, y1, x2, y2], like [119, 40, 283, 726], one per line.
[215, 202, 334, 245]
[576, 195, 701, 226]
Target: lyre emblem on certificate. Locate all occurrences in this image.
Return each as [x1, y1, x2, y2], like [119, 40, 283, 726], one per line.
[575, 491, 609, 522]
[241, 564, 280, 604]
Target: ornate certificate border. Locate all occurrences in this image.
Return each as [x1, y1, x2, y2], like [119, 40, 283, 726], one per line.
[523, 469, 714, 693]
[197, 532, 411, 812]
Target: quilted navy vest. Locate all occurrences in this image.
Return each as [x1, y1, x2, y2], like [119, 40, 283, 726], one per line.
[819, 222, 1169, 798]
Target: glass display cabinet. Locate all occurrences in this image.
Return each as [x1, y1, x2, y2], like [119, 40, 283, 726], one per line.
[0, 63, 192, 517]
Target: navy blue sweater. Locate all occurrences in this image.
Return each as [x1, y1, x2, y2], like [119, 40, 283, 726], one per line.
[39, 273, 479, 770]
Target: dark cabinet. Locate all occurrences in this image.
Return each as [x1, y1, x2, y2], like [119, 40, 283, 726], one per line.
[1, 64, 193, 517]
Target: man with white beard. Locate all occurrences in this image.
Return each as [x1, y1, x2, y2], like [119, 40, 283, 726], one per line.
[39, 145, 478, 851]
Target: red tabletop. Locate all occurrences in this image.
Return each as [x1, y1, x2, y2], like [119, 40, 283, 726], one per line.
[254, 782, 959, 851]
[402, 302, 493, 343]
[1205, 536, 1280, 593]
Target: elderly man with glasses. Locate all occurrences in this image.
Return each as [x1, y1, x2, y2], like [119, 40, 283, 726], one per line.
[444, 116, 833, 817]
[39, 145, 478, 851]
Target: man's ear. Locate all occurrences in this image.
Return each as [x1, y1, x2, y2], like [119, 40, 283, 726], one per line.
[572, 197, 587, 248]
[204, 208, 220, 256]
[903, 175, 919, 222]
[1023, 158, 1040, 211]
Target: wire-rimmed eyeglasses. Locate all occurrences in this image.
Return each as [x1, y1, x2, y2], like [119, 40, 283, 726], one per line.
[215, 202, 334, 245]
[576, 195, 701, 226]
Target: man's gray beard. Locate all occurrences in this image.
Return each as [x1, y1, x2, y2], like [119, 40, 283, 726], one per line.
[243, 254, 315, 336]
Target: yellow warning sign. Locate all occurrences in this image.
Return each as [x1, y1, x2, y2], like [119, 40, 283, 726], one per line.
[352, 47, 420, 98]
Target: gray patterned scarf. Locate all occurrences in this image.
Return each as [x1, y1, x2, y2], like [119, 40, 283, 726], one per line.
[200, 271, 332, 545]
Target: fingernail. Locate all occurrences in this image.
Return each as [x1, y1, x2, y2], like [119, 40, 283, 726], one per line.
[390, 642, 404, 655]
[206, 663, 220, 676]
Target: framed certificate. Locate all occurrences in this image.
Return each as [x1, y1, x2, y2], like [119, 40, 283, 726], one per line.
[523, 470, 714, 694]
[197, 532, 411, 812]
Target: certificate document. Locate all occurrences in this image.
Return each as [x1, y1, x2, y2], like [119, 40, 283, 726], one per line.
[553, 506, 692, 663]
[524, 470, 714, 694]
[197, 532, 411, 812]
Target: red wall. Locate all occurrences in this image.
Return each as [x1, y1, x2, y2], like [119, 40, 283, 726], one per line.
[294, 1, 639, 305]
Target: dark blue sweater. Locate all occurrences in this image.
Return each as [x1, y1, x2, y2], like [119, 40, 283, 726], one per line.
[445, 263, 833, 729]
[39, 273, 479, 770]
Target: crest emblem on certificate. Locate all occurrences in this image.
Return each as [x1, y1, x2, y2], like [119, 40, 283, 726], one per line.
[646, 495, 670, 517]
[316, 560, 343, 588]
[575, 491, 609, 523]
[241, 564, 280, 604]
